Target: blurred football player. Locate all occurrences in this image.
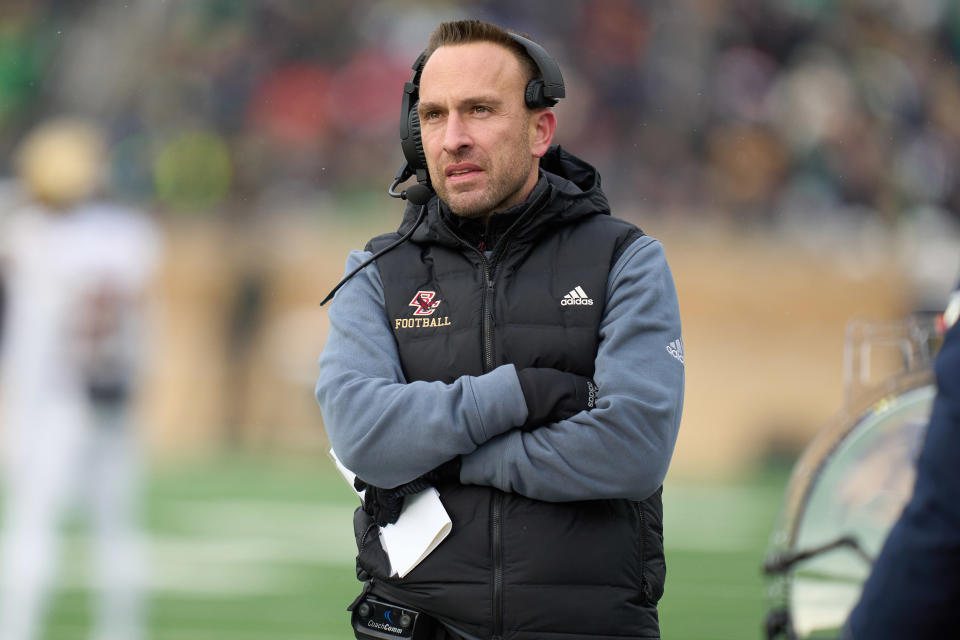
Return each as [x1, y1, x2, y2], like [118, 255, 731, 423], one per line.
[0, 118, 161, 640]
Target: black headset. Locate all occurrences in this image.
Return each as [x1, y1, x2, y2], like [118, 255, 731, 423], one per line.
[388, 32, 566, 204]
[324, 33, 564, 306]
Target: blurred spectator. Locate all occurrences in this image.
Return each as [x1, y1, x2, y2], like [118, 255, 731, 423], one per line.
[0, 117, 160, 640]
[0, 2, 957, 232]
[1, 0, 959, 298]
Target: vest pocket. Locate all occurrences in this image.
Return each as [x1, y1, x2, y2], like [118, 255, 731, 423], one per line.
[637, 487, 666, 605]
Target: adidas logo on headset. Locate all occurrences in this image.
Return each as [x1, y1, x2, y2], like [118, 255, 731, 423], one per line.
[561, 286, 594, 306]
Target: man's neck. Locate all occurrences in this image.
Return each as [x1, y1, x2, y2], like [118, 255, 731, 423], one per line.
[479, 167, 541, 224]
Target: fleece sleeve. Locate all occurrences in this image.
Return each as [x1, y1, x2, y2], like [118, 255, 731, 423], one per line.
[316, 250, 529, 489]
[459, 236, 685, 502]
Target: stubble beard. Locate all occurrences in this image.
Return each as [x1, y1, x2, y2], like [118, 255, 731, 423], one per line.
[433, 138, 534, 220]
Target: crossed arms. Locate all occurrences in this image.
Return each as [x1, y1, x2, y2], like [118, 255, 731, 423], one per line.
[316, 235, 684, 502]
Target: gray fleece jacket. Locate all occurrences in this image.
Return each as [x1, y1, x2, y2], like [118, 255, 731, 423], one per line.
[316, 214, 684, 503]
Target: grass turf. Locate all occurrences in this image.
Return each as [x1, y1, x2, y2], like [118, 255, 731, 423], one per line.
[6, 455, 788, 640]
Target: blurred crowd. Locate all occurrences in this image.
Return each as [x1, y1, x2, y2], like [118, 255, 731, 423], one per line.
[0, 0, 960, 234]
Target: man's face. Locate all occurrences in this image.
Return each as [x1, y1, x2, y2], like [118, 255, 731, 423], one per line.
[417, 42, 539, 219]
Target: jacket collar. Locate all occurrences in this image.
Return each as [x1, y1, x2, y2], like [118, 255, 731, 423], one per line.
[398, 146, 611, 250]
[437, 174, 550, 251]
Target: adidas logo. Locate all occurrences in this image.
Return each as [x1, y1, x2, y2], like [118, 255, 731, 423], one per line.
[561, 285, 594, 306]
[666, 339, 684, 364]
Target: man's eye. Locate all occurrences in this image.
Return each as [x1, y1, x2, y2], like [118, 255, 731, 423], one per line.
[472, 106, 490, 114]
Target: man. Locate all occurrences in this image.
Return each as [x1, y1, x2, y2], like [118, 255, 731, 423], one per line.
[316, 20, 684, 640]
[0, 117, 159, 640]
[843, 288, 960, 639]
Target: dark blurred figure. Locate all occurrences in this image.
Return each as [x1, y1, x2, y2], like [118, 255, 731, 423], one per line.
[844, 286, 960, 639]
[0, 117, 160, 640]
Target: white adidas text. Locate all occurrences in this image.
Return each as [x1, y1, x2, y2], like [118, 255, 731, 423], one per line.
[561, 285, 594, 306]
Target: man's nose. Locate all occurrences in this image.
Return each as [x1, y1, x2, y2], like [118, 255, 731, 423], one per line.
[442, 112, 472, 154]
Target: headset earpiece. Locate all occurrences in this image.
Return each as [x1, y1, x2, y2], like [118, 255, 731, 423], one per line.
[524, 78, 558, 109]
[404, 105, 426, 173]
[398, 53, 428, 188]
[511, 33, 565, 107]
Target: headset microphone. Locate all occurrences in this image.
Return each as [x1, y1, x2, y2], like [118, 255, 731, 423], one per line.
[402, 184, 432, 206]
[387, 161, 433, 206]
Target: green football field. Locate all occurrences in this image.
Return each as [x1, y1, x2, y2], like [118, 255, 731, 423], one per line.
[9, 455, 790, 640]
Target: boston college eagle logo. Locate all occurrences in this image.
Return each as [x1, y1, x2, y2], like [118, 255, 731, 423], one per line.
[409, 291, 442, 316]
[396, 291, 451, 330]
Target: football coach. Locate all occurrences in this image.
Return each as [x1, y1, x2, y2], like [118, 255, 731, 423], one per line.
[317, 19, 684, 640]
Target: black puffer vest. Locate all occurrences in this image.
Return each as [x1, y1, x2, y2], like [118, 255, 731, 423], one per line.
[354, 147, 665, 640]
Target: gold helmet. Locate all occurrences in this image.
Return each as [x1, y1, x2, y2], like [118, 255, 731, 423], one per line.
[15, 117, 106, 209]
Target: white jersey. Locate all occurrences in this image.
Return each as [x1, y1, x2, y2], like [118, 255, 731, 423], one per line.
[0, 201, 160, 409]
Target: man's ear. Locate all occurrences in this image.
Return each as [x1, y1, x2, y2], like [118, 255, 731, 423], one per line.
[530, 109, 557, 158]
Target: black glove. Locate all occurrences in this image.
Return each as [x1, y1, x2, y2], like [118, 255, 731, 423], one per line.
[354, 478, 405, 526]
[354, 457, 462, 527]
[421, 456, 461, 485]
[517, 367, 597, 430]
